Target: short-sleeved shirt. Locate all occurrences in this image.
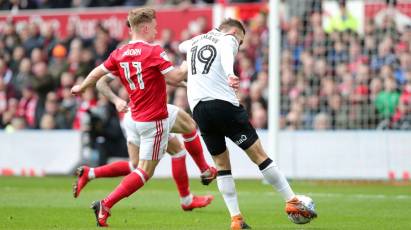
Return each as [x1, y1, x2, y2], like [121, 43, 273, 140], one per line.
[179, 29, 240, 111]
[101, 40, 174, 122]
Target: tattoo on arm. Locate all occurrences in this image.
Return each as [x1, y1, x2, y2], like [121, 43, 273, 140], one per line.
[96, 75, 118, 102]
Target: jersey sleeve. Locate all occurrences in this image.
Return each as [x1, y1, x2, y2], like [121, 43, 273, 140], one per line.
[152, 46, 174, 75]
[178, 40, 191, 53]
[221, 35, 239, 56]
[107, 69, 120, 80]
[220, 35, 239, 77]
[101, 50, 118, 75]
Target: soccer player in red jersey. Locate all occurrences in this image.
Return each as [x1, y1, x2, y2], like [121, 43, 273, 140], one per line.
[71, 8, 202, 227]
[73, 102, 216, 211]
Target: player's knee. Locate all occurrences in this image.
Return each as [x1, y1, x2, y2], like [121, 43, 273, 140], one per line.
[187, 121, 197, 133]
[180, 120, 196, 134]
[178, 111, 197, 133]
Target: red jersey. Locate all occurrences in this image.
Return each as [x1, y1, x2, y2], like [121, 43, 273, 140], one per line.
[102, 40, 173, 122]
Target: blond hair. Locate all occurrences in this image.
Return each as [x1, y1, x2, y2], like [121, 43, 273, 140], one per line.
[127, 8, 156, 30]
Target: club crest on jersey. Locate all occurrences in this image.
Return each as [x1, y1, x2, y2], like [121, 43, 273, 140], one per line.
[123, 48, 141, 56]
[160, 51, 170, 61]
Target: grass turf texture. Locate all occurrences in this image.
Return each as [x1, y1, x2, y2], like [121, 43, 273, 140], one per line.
[1, 177, 410, 230]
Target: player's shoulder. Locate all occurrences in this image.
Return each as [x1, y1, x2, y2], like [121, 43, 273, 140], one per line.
[121, 41, 159, 50]
[221, 33, 238, 43]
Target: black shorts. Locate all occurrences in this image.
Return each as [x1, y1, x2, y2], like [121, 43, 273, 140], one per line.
[193, 100, 259, 156]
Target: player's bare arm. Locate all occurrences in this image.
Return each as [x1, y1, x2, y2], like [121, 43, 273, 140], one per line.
[96, 75, 129, 113]
[166, 79, 187, 88]
[71, 65, 106, 96]
[164, 61, 188, 85]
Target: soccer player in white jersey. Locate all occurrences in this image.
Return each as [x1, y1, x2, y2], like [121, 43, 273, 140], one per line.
[179, 18, 317, 229]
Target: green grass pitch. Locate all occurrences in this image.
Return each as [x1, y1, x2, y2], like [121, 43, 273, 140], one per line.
[1, 176, 410, 229]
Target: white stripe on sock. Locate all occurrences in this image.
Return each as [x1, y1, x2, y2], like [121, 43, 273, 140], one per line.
[180, 193, 193, 206]
[183, 133, 198, 142]
[88, 168, 95, 179]
[171, 149, 187, 158]
[133, 169, 146, 184]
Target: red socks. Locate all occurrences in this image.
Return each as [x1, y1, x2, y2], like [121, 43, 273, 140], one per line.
[94, 161, 132, 178]
[183, 130, 209, 172]
[103, 168, 148, 208]
[171, 151, 190, 197]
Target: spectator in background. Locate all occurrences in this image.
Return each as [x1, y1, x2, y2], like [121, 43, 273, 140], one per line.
[286, 97, 304, 130]
[370, 37, 397, 71]
[283, 29, 303, 71]
[39, 113, 56, 129]
[30, 47, 45, 65]
[39, 23, 58, 56]
[9, 45, 25, 74]
[339, 72, 354, 98]
[72, 87, 97, 130]
[327, 93, 349, 129]
[313, 112, 331, 130]
[370, 77, 383, 102]
[31, 62, 55, 103]
[391, 73, 411, 129]
[2, 98, 19, 128]
[237, 56, 255, 95]
[0, 71, 16, 100]
[251, 102, 267, 129]
[48, 44, 68, 84]
[363, 35, 378, 59]
[302, 94, 320, 129]
[375, 76, 400, 122]
[57, 85, 77, 129]
[0, 77, 10, 126]
[40, 92, 61, 126]
[5, 116, 27, 132]
[91, 95, 128, 165]
[394, 52, 411, 85]
[0, 58, 13, 85]
[324, 0, 359, 33]
[286, 110, 302, 130]
[244, 82, 267, 115]
[18, 85, 37, 128]
[12, 58, 32, 96]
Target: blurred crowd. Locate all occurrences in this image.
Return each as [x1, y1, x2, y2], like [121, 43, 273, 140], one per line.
[0, 0, 261, 10]
[279, 0, 411, 130]
[1, 0, 411, 134]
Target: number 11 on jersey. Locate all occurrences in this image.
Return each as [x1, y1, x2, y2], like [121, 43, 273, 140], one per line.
[120, 61, 145, 90]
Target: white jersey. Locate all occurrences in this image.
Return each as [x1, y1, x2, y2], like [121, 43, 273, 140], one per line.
[179, 29, 240, 111]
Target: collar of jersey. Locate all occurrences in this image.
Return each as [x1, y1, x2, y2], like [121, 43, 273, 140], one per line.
[128, 40, 148, 44]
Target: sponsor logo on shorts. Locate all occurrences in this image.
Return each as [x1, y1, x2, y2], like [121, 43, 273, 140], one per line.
[235, 135, 247, 145]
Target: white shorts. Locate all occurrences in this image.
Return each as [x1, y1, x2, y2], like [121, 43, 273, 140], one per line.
[122, 104, 180, 160]
[167, 104, 180, 131]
